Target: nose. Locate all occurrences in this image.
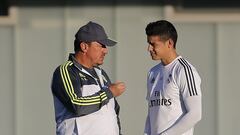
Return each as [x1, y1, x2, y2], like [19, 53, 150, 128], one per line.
[103, 47, 108, 54]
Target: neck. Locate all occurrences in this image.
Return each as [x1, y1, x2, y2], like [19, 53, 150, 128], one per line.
[161, 50, 178, 66]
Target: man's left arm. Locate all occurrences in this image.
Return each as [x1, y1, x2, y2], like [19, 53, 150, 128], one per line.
[161, 96, 202, 135]
[161, 65, 202, 135]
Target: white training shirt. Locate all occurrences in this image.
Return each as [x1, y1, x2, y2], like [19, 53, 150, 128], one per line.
[144, 56, 202, 135]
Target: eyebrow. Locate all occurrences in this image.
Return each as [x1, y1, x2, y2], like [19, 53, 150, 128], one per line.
[101, 44, 106, 48]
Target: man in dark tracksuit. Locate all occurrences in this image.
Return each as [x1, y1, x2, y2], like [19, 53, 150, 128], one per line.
[51, 21, 125, 135]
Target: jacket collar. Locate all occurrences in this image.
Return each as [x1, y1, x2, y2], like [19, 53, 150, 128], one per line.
[68, 53, 102, 78]
[68, 53, 84, 70]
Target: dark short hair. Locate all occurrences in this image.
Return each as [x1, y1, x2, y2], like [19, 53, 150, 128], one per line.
[145, 20, 178, 48]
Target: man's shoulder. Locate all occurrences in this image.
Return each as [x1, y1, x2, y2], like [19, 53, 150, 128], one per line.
[53, 60, 75, 74]
[149, 63, 161, 72]
[175, 57, 198, 73]
[60, 60, 74, 67]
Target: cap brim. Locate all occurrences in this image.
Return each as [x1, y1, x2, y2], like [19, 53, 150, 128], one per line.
[98, 39, 117, 47]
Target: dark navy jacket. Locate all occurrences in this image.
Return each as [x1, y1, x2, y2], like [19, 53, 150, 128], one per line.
[51, 54, 121, 135]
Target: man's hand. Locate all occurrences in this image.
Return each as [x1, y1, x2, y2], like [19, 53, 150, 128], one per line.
[109, 82, 126, 97]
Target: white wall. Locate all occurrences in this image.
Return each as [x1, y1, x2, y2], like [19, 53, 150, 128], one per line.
[0, 26, 15, 135]
[218, 23, 240, 135]
[15, 7, 65, 135]
[0, 6, 240, 135]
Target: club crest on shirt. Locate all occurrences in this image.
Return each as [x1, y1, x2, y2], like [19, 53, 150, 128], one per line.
[79, 73, 87, 81]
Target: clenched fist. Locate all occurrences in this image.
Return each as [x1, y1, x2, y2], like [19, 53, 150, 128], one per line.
[109, 82, 126, 97]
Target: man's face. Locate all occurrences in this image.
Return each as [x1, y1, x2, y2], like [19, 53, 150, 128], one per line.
[86, 41, 108, 66]
[147, 35, 169, 60]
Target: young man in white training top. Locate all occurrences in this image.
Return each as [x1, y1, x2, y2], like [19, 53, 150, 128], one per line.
[144, 20, 202, 135]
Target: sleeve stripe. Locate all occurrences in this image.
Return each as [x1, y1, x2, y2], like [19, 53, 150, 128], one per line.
[178, 59, 193, 96]
[62, 61, 77, 99]
[181, 58, 198, 96]
[60, 61, 107, 105]
[60, 62, 74, 100]
[178, 58, 198, 96]
[80, 92, 106, 100]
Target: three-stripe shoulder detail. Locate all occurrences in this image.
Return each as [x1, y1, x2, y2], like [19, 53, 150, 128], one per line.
[178, 58, 198, 96]
[60, 61, 108, 105]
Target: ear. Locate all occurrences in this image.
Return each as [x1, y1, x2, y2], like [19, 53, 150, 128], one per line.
[168, 39, 174, 48]
[80, 42, 88, 53]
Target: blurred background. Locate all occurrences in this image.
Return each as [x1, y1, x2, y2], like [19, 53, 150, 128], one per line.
[1, 0, 240, 135]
